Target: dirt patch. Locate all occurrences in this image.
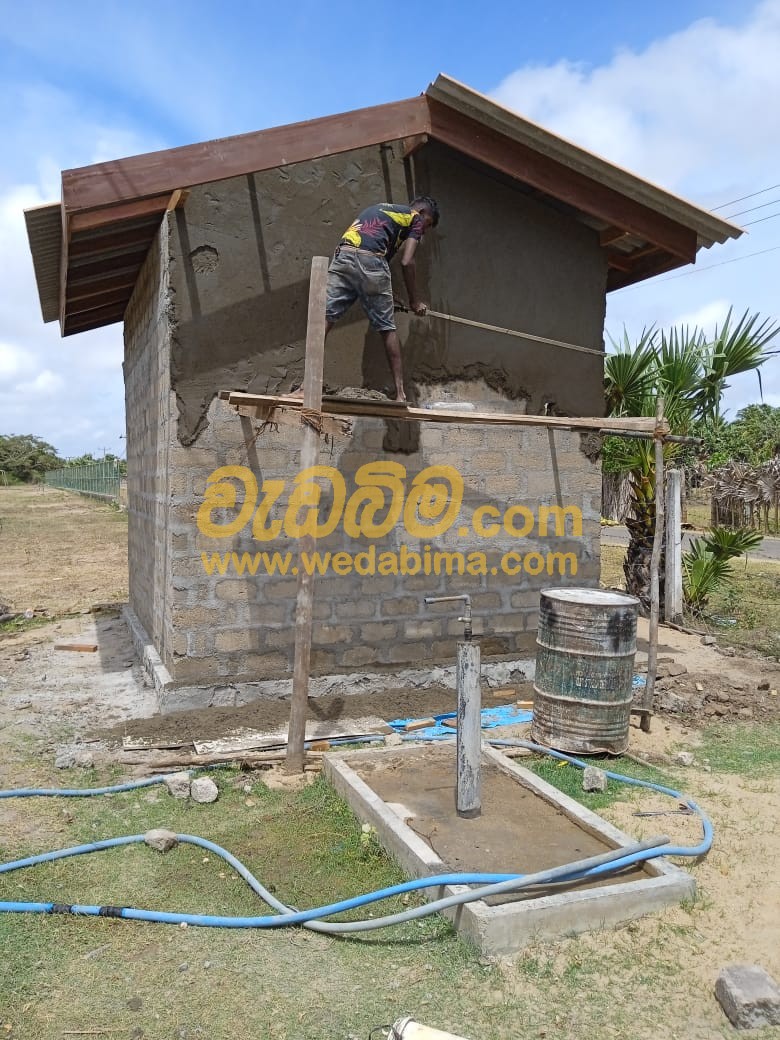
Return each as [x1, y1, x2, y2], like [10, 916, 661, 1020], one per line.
[350, 743, 647, 897]
[94, 684, 526, 746]
[0, 486, 128, 616]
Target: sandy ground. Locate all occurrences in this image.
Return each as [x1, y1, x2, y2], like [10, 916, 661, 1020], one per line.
[1, 484, 779, 1037]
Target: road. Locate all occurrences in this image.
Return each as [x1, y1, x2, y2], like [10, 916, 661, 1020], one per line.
[600, 525, 780, 562]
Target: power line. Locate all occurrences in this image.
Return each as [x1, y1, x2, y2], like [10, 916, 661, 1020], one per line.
[614, 244, 780, 292]
[723, 197, 780, 219]
[742, 211, 780, 228]
[711, 182, 780, 211]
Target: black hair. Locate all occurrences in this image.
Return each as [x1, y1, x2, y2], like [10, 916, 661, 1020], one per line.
[412, 195, 440, 227]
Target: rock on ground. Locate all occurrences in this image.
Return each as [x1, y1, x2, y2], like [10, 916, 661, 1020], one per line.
[673, 751, 695, 767]
[582, 766, 608, 792]
[190, 776, 219, 803]
[144, 829, 178, 852]
[164, 772, 191, 799]
[715, 964, 780, 1029]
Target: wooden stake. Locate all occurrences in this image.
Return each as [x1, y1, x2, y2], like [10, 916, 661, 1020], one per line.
[285, 256, 329, 774]
[641, 396, 666, 733]
[664, 469, 683, 624]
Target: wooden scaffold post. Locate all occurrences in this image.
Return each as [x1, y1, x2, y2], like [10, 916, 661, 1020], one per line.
[285, 256, 329, 774]
[640, 396, 666, 734]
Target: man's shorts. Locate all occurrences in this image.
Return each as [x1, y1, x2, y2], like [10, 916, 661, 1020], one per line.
[325, 247, 396, 333]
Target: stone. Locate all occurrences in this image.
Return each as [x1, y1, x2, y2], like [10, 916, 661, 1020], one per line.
[715, 964, 780, 1029]
[739, 707, 754, 719]
[582, 766, 608, 792]
[666, 662, 688, 677]
[657, 691, 691, 714]
[695, 683, 704, 693]
[190, 776, 219, 803]
[758, 681, 770, 691]
[144, 829, 179, 852]
[715, 691, 731, 703]
[702, 635, 717, 646]
[164, 772, 192, 799]
[54, 745, 94, 769]
[673, 751, 695, 767]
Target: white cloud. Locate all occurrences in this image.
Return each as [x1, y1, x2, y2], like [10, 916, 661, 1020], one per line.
[492, 0, 780, 414]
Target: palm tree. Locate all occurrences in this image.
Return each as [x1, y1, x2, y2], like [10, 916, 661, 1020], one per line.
[604, 308, 779, 613]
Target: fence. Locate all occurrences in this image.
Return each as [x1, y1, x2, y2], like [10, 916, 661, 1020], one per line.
[45, 460, 123, 502]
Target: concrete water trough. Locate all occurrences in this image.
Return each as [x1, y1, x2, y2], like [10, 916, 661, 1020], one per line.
[324, 742, 695, 956]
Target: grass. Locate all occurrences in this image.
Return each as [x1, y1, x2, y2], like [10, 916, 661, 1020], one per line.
[696, 722, 780, 776]
[522, 753, 675, 812]
[600, 540, 780, 659]
[0, 729, 775, 1039]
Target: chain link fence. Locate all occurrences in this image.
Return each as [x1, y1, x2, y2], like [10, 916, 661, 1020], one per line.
[45, 460, 123, 503]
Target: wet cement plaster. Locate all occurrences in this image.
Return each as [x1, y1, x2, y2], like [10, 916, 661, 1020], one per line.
[166, 139, 608, 446]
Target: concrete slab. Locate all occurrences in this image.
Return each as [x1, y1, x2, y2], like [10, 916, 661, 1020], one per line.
[324, 742, 696, 956]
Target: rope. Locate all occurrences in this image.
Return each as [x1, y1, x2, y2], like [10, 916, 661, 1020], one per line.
[424, 309, 605, 358]
[301, 408, 323, 434]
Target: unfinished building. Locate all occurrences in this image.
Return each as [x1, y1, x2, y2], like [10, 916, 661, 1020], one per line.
[24, 76, 740, 709]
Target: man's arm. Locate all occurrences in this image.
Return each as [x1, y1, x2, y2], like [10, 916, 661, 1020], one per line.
[399, 238, 428, 315]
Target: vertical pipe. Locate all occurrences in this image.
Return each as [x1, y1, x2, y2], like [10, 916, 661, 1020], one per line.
[664, 469, 683, 624]
[456, 639, 481, 817]
[641, 396, 665, 734]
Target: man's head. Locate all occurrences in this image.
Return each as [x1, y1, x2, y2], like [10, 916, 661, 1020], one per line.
[412, 196, 440, 231]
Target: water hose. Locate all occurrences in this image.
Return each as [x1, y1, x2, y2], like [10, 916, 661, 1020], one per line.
[0, 740, 711, 931]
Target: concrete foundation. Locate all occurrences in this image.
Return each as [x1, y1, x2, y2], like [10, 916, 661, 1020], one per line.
[324, 743, 695, 956]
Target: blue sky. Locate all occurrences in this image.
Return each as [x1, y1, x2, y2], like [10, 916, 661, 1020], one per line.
[1, 0, 778, 456]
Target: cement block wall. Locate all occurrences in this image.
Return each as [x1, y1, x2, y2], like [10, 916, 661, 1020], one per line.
[124, 138, 606, 694]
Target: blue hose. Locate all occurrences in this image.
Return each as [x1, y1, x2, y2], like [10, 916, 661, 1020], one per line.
[0, 739, 712, 930]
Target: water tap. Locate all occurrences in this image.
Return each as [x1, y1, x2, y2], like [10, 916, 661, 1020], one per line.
[424, 593, 473, 640]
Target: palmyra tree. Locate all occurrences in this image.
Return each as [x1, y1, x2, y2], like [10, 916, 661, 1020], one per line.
[603, 308, 778, 613]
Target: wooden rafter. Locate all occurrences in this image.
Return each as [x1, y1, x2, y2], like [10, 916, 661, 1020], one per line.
[427, 99, 697, 263]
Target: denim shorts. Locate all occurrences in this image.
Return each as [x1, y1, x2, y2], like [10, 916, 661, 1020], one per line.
[325, 247, 396, 332]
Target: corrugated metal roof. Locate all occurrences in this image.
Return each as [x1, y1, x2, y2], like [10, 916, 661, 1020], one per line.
[425, 74, 741, 250]
[24, 203, 61, 323]
[24, 76, 744, 336]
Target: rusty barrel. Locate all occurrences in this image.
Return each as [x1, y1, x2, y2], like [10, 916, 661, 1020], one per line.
[531, 587, 639, 755]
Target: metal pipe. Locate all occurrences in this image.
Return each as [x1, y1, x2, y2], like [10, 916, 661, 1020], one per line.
[455, 638, 481, 817]
[424, 594, 480, 816]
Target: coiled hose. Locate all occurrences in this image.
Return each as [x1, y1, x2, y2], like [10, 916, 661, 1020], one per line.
[0, 739, 711, 932]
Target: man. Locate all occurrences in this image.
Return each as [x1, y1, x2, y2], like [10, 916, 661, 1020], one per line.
[323, 196, 440, 402]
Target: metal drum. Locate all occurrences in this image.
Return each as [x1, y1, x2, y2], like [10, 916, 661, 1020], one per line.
[531, 587, 639, 755]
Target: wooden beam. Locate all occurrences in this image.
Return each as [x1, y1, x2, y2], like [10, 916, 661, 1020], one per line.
[62, 98, 431, 214]
[223, 391, 667, 436]
[66, 271, 139, 303]
[68, 253, 146, 282]
[232, 402, 353, 438]
[427, 99, 698, 263]
[285, 256, 329, 775]
[402, 133, 429, 158]
[69, 225, 157, 258]
[166, 188, 190, 212]
[607, 252, 688, 292]
[68, 194, 172, 234]
[605, 251, 634, 273]
[64, 302, 126, 334]
[600, 227, 632, 247]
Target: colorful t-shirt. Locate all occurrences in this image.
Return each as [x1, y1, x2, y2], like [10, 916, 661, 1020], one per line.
[340, 204, 426, 261]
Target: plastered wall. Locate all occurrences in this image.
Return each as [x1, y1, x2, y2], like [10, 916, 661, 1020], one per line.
[124, 139, 607, 696]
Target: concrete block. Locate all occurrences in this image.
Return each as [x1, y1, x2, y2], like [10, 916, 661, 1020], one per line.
[215, 629, 258, 652]
[715, 965, 780, 1029]
[381, 597, 420, 617]
[582, 766, 608, 792]
[361, 621, 398, 642]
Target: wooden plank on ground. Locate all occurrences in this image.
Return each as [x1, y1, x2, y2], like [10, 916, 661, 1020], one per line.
[54, 642, 98, 653]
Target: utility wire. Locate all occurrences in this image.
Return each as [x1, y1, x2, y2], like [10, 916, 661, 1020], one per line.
[742, 211, 780, 228]
[614, 244, 780, 292]
[722, 197, 780, 219]
[711, 182, 780, 211]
